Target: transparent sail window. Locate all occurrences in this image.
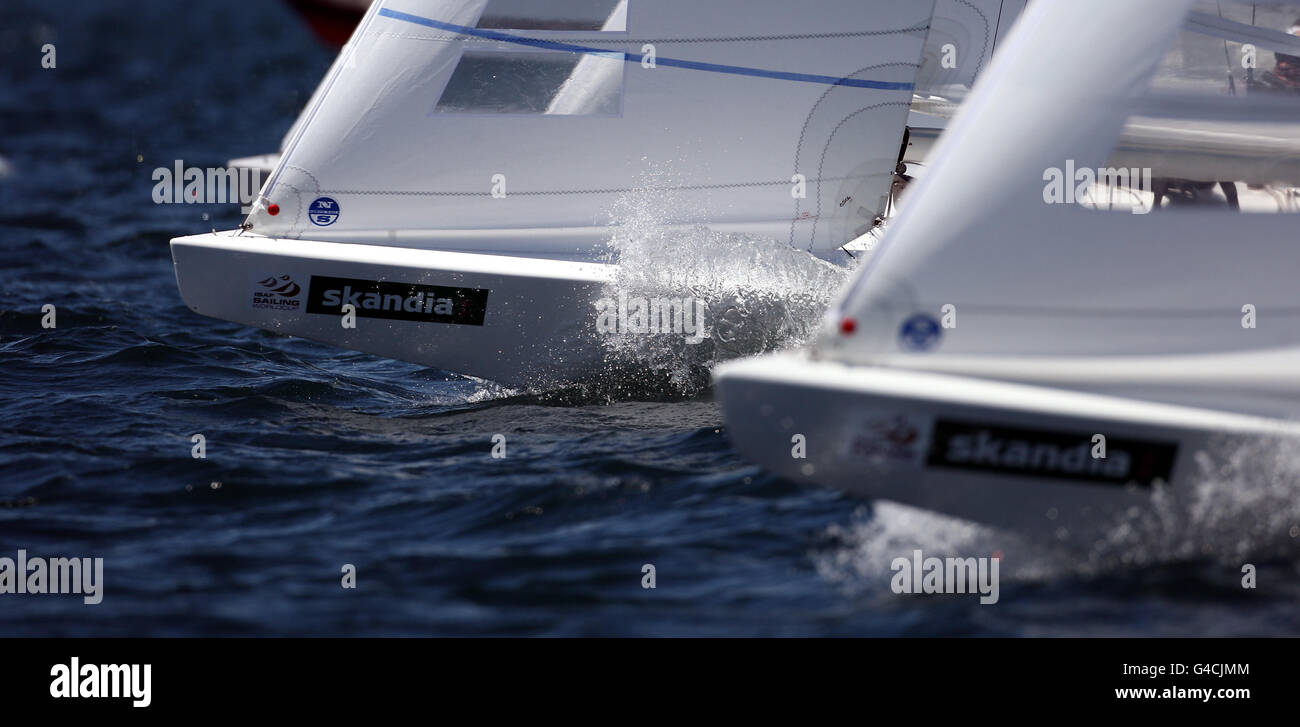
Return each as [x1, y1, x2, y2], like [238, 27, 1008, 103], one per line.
[434, 50, 624, 116]
[478, 0, 627, 31]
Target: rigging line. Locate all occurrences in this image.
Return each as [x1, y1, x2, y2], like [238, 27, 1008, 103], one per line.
[991, 0, 1007, 53]
[1251, 2, 1257, 88]
[1218, 1, 1238, 96]
[376, 8, 915, 91]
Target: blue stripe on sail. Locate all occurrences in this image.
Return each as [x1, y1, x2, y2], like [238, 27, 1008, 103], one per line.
[377, 8, 915, 91]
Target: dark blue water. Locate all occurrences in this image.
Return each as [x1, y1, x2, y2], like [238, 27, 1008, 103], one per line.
[3, 0, 1299, 636]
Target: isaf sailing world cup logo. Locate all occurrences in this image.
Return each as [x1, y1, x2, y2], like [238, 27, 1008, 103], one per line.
[251, 275, 303, 311]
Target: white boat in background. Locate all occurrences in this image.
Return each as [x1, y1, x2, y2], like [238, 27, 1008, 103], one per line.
[177, 0, 1025, 387]
[717, 0, 1300, 550]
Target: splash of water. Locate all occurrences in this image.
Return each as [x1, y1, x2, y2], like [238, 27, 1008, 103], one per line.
[816, 434, 1300, 595]
[813, 502, 1057, 598]
[594, 164, 853, 395]
[1087, 434, 1300, 569]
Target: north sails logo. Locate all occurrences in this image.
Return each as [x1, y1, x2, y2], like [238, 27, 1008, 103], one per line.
[252, 275, 302, 311]
[927, 420, 1178, 486]
[306, 275, 489, 325]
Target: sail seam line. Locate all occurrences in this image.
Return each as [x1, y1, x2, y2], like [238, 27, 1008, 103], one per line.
[313, 177, 874, 197]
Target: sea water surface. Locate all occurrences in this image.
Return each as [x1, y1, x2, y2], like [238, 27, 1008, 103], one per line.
[2, 0, 1300, 636]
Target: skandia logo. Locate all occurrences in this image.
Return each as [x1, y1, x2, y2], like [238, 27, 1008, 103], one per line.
[926, 420, 1178, 486]
[50, 658, 151, 708]
[305, 275, 489, 326]
[251, 275, 303, 311]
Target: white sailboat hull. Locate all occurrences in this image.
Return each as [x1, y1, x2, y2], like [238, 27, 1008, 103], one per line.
[715, 354, 1300, 545]
[170, 232, 616, 386]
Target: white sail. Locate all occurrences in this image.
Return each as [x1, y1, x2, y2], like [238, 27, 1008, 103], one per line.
[246, 0, 936, 258]
[281, 1, 636, 150]
[226, 0, 388, 174]
[900, 1, 1025, 176]
[279, 0, 388, 155]
[914, 0, 1025, 98]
